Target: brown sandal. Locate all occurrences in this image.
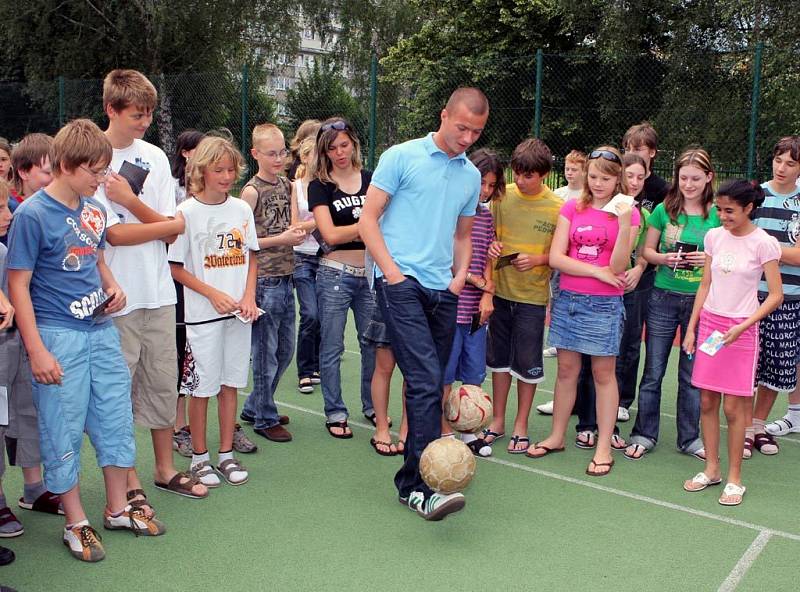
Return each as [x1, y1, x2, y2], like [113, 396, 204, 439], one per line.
[586, 459, 615, 477]
[154, 472, 208, 499]
[370, 438, 397, 457]
[325, 420, 353, 439]
[18, 491, 64, 515]
[126, 489, 156, 516]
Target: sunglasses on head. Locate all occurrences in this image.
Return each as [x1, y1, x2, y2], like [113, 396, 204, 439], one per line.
[317, 120, 350, 141]
[588, 150, 622, 165]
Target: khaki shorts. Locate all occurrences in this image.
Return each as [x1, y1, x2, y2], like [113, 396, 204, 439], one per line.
[114, 306, 178, 429]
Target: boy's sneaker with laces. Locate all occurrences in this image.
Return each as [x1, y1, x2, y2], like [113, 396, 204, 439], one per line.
[191, 460, 221, 487]
[63, 521, 105, 562]
[404, 491, 425, 511]
[416, 492, 465, 521]
[233, 423, 258, 453]
[103, 504, 166, 536]
[173, 427, 193, 458]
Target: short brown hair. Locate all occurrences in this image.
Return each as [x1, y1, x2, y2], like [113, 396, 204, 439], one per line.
[11, 133, 53, 191]
[0, 179, 8, 201]
[51, 119, 112, 176]
[564, 149, 587, 167]
[445, 87, 489, 116]
[186, 136, 246, 195]
[622, 122, 658, 151]
[772, 136, 800, 162]
[103, 69, 157, 113]
[511, 138, 552, 176]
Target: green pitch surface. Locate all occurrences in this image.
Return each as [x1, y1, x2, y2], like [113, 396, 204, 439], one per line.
[1, 323, 796, 591]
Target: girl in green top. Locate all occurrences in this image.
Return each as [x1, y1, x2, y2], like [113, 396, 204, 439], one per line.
[625, 148, 720, 460]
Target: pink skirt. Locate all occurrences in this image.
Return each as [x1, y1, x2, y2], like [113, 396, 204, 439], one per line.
[691, 309, 758, 397]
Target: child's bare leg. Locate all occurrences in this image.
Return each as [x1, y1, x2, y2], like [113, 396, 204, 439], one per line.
[217, 386, 236, 452]
[508, 382, 536, 452]
[102, 466, 130, 514]
[699, 390, 722, 479]
[487, 371, 511, 441]
[189, 396, 209, 453]
[371, 347, 396, 453]
[61, 485, 86, 526]
[592, 355, 618, 469]
[530, 350, 581, 453]
[175, 396, 187, 431]
[724, 395, 748, 485]
[21, 466, 43, 485]
[441, 383, 453, 435]
[398, 380, 408, 451]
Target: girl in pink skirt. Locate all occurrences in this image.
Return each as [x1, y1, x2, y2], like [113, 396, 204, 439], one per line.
[682, 180, 782, 506]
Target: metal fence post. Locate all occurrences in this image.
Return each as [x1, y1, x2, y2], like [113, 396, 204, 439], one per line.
[533, 49, 543, 138]
[58, 76, 65, 127]
[368, 52, 378, 170]
[747, 42, 764, 179]
[241, 64, 249, 157]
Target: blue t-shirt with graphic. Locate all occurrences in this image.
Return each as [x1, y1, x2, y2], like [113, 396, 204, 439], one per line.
[7, 190, 110, 330]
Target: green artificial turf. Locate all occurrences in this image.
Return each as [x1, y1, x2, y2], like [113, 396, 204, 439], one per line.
[1, 317, 796, 591]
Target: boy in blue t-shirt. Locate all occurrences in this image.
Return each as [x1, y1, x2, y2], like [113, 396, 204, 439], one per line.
[7, 119, 165, 563]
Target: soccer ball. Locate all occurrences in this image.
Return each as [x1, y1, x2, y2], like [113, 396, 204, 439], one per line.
[444, 384, 493, 434]
[419, 437, 476, 494]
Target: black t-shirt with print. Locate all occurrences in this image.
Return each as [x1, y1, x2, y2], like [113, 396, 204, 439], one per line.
[639, 173, 669, 213]
[308, 169, 372, 252]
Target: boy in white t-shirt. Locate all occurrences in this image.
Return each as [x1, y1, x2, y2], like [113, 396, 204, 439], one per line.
[553, 150, 586, 202]
[93, 70, 206, 504]
[169, 137, 259, 487]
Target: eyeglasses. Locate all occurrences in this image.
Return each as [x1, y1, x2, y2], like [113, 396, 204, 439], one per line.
[80, 165, 111, 178]
[256, 148, 290, 160]
[588, 150, 622, 165]
[317, 120, 350, 141]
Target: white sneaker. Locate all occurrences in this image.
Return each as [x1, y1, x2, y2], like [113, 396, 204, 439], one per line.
[536, 400, 554, 415]
[103, 504, 166, 536]
[765, 416, 800, 436]
[63, 521, 105, 562]
[543, 347, 558, 357]
[417, 492, 466, 521]
[617, 407, 630, 422]
[190, 460, 221, 487]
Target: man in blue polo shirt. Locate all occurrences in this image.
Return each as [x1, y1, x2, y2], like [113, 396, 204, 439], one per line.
[360, 87, 488, 521]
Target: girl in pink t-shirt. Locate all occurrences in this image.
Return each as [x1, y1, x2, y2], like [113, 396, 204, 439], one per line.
[683, 180, 782, 506]
[527, 146, 640, 477]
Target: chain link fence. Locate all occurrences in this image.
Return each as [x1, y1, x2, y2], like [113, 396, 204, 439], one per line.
[1, 46, 795, 189]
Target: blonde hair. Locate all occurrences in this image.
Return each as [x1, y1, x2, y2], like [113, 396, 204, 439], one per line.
[103, 69, 157, 113]
[294, 136, 316, 181]
[289, 119, 320, 156]
[186, 137, 246, 194]
[252, 123, 284, 147]
[578, 146, 623, 211]
[51, 119, 112, 176]
[0, 179, 9, 201]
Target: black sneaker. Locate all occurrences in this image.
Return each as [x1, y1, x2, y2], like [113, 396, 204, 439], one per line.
[0, 545, 14, 566]
[239, 411, 255, 424]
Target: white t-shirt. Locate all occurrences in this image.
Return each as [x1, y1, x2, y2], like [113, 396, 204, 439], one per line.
[293, 178, 319, 255]
[168, 196, 259, 324]
[554, 185, 582, 201]
[93, 139, 177, 315]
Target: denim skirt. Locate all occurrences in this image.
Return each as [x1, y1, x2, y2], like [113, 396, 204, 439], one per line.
[547, 290, 624, 356]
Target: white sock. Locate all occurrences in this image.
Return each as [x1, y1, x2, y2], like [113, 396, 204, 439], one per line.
[192, 451, 210, 467]
[753, 418, 766, 435]
[65, 518, 89, 531]
[218, 450, 234, 464]
[786, 404, 800, 423]
[462, 433, 478, 443]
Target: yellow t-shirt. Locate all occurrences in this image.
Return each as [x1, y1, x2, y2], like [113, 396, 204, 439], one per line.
[491, 183, 562, 305]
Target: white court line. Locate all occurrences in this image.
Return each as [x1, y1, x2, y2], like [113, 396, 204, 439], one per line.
[718, 530, 773, 591]
[343, 348, 800, 446]
[276, 398, 800, 543]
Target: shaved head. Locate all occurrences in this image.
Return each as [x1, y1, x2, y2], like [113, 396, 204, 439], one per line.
[445, 87, 489, 116]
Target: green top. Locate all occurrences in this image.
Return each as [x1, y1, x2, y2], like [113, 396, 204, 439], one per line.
[631, 206, 651, 268]
[649, 203, 721, 293]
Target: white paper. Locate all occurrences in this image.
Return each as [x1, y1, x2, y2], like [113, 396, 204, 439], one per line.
[233, 308, 266, 324]
[601, 193, 635, 215]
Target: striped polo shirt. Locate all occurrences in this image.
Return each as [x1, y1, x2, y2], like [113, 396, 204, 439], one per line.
[456, 204, 495, 323]
[755, 181, 800, 300]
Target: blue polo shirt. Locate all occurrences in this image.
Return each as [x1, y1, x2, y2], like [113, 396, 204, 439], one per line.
[370, 133, 480, 290]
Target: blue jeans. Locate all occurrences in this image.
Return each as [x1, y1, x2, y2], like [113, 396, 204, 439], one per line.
[576, 275, 652, 432]
[376, 277, 458, 500]
[294, 253, 320, 379]
[316, 265, 376, 422]
[629, 288, 702, 452]
[243, 276, 296, 430]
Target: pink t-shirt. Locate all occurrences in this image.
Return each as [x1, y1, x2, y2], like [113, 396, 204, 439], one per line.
[558, 199, 641, 296]
[703, 226, 781, 317]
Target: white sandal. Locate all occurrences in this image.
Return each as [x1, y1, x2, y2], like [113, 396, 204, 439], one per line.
[719, 482, 746, 506]
[683, 472, 722, 492]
